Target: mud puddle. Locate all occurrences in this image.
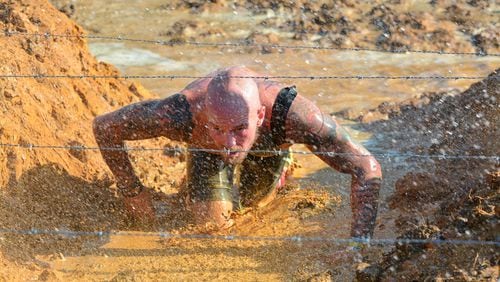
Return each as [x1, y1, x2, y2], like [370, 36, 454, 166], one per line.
[29, 134, 408, 281]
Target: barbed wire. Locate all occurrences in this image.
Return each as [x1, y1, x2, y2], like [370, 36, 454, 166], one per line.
[0, 74, 491, 80]
[0, 228, 498, 247]
[1, 31, 497, 255]
[0, 143, 497, 160]
[4, 31, 500, 57]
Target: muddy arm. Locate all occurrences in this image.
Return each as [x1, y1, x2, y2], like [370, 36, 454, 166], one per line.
[285, 95, 382, 238]
[93, 94, 192, 196]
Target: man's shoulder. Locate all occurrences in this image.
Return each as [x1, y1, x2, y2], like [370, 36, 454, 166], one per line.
[177, 88, 207, 112]
[258, 81, 288, 106]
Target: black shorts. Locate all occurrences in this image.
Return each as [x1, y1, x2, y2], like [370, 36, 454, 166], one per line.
[184, 150, 293, 208]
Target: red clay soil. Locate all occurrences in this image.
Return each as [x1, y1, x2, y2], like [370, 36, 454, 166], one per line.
[0, 0, 160, 185]
[0, 0, 176, 278]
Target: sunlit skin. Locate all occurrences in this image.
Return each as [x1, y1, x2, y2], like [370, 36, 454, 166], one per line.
[93, 66, 382, 237]
[205, 72, 265, 164]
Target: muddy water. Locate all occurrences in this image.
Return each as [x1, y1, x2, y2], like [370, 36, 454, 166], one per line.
[71, 1, 499, 113]
[34, 1, 499, 280]
[93, 42, 498, 112]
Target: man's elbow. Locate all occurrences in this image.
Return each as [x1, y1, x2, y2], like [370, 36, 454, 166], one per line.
[353, 155, 382, 181]
[365, 156, 382, 180]
[92, 115, 111, 145]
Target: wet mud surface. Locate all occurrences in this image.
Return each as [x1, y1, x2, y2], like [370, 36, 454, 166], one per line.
[0, 0, 498, 281]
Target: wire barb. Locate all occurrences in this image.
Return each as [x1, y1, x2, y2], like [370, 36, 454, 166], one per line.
[0, 143, 497, 160]
[2, 31, 499, 57]
[0, 228, 497, 247]
[0, 74, 492, 80]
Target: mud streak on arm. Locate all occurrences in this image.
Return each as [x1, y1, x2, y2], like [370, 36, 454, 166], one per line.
[285, 95, 382, 238]
[93, 94, 192, 194]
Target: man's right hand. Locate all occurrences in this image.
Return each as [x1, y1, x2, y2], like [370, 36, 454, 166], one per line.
[123, 189, 157, 226]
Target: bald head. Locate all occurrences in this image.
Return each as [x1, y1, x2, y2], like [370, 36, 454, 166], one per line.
[204, 68, 266, 164]
[206, 69, 261, 114]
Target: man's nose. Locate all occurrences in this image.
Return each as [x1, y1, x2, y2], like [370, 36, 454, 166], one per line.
[224, 133, 236, 149]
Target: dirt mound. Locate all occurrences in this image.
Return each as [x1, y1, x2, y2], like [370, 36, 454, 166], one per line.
[133, 0, 499, 55]
[0, 0, 179, 278]
[0, 0, 159, 185]
[358, 70, 499, 280]
[367, 69, 498, 155]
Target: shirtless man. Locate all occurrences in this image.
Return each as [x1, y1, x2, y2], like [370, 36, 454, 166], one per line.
[93, 66, 382, 239]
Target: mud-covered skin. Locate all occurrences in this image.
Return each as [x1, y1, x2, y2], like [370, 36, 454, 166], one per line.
[93, 94, 193, 196]
[285, 94, 382, 238]
[93, 66, 382, 237]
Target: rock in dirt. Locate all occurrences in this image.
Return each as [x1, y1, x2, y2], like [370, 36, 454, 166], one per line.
[355, 262, 382, 282]
[38, 269, 63, 281]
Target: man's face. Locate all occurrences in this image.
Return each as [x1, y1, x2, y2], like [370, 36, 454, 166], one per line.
[207, 103, 264, 165]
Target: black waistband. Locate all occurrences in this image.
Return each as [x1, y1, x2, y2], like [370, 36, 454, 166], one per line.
[270, 86, 298, 145]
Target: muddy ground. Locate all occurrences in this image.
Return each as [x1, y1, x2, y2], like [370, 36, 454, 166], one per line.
[354, 70, 499, 281]
[0, 0, 498, 281]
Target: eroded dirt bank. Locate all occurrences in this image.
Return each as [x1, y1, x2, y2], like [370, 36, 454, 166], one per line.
[0, 0, 172, 279]
[355, 70, 499, 281]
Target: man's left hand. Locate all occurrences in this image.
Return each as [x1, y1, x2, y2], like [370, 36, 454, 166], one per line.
[123, 189, 157, 227]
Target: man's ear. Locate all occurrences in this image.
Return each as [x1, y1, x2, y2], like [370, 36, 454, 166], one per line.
[257, 106, 266, 126]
